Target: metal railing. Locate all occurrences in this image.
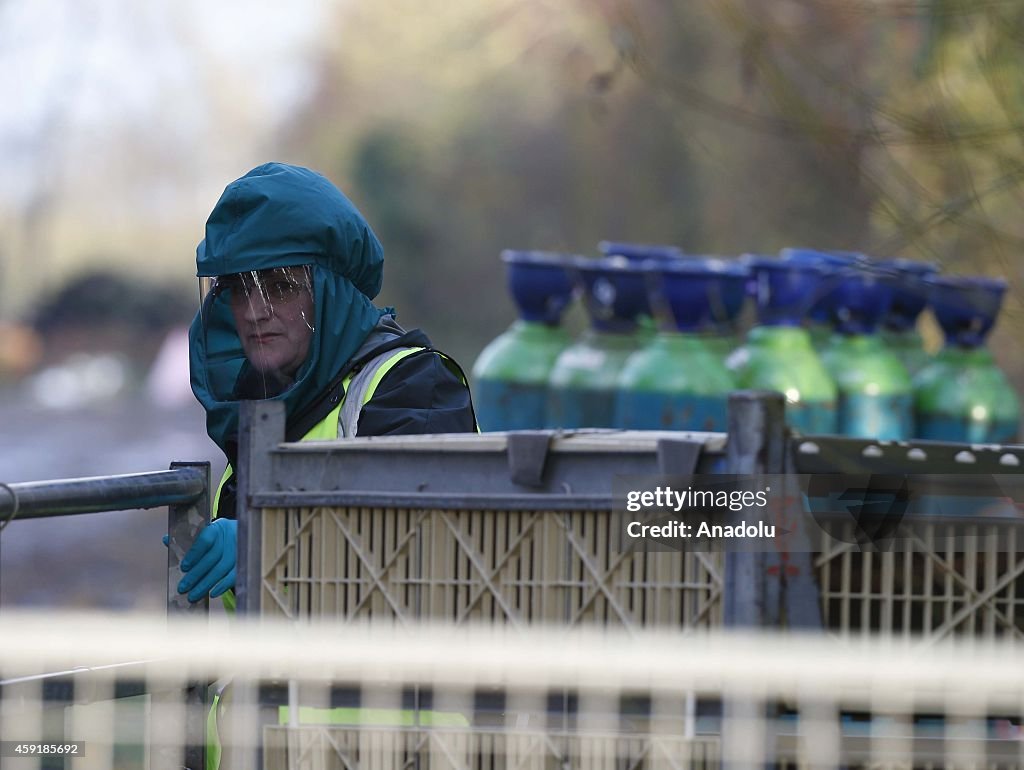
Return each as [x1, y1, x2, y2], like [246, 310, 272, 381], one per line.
[0, 461, 212, 770]
[1, 462, 211, 616]
[0, 466, 207, 521]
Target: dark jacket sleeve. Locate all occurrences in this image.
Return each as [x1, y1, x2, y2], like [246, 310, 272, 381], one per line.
[356, 350, 477, 436]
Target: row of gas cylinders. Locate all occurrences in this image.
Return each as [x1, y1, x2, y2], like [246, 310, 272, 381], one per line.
[470, 243, 1021, 443]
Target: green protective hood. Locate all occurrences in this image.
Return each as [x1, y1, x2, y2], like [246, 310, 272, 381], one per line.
[189, 162, 388, 454]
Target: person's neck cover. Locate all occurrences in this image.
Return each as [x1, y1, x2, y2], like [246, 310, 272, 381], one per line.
[189, 162, 388, 455]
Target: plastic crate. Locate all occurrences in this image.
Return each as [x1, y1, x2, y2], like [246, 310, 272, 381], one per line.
[260, 505, 724, 628]
[237, 398, 1024, 639]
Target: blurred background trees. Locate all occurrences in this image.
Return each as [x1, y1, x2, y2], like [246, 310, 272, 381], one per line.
[2, 0, 1023, 387]
[277, 0, 1024, 382]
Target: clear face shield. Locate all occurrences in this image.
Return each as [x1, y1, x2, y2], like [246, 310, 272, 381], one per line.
[198, 265, 316, 401]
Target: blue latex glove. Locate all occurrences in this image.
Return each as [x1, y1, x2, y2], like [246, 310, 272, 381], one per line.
[175, 519, 238, 603]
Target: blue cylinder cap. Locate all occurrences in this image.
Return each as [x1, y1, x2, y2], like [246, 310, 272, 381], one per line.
[830, 265, 898, 335]
[597, 241, 684, 262]
[501, 250, 575, 325]
[779, 248, 867, 324]
[703, 258, 750, 329]
[780, 247, 868, 268]
[926, 275, 1007, 348]
[875, 258, 940, 332]
[575, 256, 651, 332]
[642, 260, 713, 332]
[745, 256, 829, 327]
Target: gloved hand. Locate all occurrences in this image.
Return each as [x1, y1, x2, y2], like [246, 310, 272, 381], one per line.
[173, 519, 238, 603]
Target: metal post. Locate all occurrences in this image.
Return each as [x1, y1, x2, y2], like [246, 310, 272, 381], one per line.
[164, 461, 210, 770]
[231, 401, 284, 770]
[781, 450, 825, 630]
[724, 390, 786, 628]
[166, 462, 212, 616]
[723, 390, 786, 770]
[236, 401, 283, 615]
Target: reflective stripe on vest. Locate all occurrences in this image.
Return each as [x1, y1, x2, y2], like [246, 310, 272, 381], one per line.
[212, 346, 427, 517]
[206, 680, 228, 770]
[304, 346, 424, 440]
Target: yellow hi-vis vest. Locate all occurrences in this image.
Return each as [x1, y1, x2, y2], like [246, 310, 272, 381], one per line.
[211, 345, 426, 612]
[206, 346, 471, 770]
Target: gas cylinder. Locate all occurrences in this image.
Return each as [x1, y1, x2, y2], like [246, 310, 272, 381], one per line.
[820, 266, 913, 440]
[615, 260, 735, 431]
[547, 256, 649, 428]
[737, 258, 838, 433]
[471, 251, 574, 431]
[915, 276, 1019, 443]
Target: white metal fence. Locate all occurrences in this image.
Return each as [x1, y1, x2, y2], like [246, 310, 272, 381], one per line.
[2, 612, 1024, 769]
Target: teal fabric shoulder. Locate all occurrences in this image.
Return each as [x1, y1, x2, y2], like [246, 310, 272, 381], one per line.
[189, 162, 388, 454]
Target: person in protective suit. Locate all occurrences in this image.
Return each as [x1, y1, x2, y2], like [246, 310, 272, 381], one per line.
[174, 161, 477, 607]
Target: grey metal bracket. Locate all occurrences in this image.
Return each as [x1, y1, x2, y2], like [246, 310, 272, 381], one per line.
[506, 432, 553, 488]
[656, 438, 703, 476]
[166, 462, 211, 617]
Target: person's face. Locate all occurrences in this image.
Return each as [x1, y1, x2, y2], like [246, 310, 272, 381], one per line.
[222, 266, 315, 380]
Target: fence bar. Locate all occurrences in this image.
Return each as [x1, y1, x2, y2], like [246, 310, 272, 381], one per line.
[235, 401, 284, 770]
[167, 461, 211, 770]
[237, 400, 283, 616]
[723, 389, 787, 627]
[723, 390, 786, 770]
[0, 468, 207, 520]
[167, 462, 212, 617]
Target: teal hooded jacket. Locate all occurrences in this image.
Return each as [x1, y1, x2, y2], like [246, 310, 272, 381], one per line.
[189, 162, 472, 459]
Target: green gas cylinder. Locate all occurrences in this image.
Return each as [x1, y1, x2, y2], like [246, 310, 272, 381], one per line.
[472, 251, 574, 431]
[614, 260, 736, 431]
[915, 276, 1019, 443]
[820, 266, 913, 440]
[547, 257, 649, 429]
[737, 258, 838, 434]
